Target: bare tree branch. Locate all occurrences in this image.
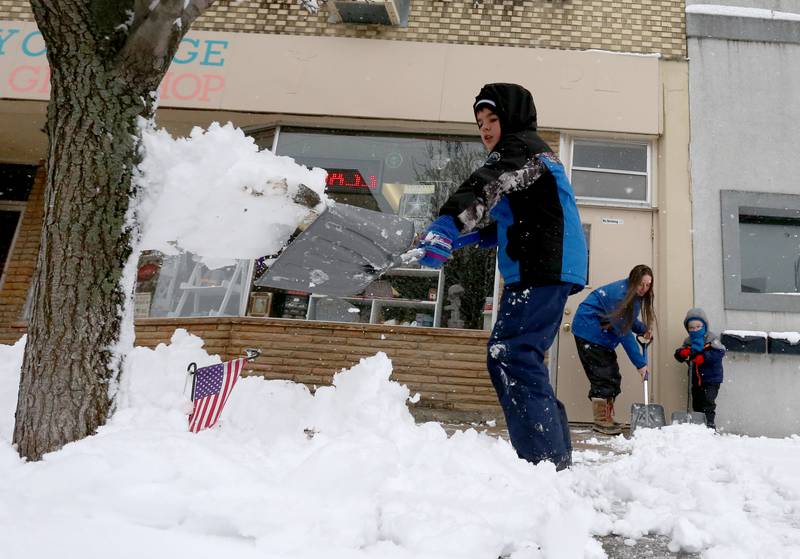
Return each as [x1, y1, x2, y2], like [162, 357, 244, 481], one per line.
[181, 0, 217, 29]
[117, 0, 216, 83]
[131, 0, 153, 27]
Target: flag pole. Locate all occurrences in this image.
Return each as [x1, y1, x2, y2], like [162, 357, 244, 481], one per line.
[186, 362, 198, 401]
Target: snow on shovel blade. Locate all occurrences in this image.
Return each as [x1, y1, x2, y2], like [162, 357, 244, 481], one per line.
[255, 203, 417, 297]
[671, 411, 707, 425]
[630, 402, 666, 434]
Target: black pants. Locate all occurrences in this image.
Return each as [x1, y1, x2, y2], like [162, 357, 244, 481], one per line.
[691, 383, 720, 428]
[574, 336, 621, 400]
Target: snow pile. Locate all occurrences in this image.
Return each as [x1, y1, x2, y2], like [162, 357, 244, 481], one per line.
[0, 332, 601, 558]
[583, 428, 800, 558]
[2, 333, 800, 558]
[135, 121, 328, 269]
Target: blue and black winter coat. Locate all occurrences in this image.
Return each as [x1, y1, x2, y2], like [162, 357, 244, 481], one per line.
[674, 307, 725, 386]
[439, 83, 587, 292]
[571, 279, 648, 369]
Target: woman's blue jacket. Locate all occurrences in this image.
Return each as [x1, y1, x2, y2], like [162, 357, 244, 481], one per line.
[571, 278, 648, 369]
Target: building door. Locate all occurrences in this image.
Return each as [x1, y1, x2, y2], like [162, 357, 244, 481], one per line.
[555, 207, 654, 424]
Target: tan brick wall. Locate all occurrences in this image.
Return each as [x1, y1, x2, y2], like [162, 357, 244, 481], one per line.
[134, 317, 499, 418]
[0, 0, 686, 59]
[0, 163, 44, 345]
[6, 311, 499, 418]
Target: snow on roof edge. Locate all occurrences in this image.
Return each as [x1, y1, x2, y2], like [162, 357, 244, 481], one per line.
[686, 4, 800, 23]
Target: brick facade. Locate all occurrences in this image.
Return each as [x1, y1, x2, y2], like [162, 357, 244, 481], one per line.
[136, 317, 496, 419]
[0, 0, 686, 59]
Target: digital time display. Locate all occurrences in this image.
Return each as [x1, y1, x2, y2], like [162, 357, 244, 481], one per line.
[324, 168, 378, 191]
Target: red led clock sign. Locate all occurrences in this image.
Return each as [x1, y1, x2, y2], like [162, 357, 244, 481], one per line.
[324, 168, 378, 191]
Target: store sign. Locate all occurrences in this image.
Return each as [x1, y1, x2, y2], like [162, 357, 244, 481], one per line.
[324, 168, 378, 192]
[0, 21, 228, 106]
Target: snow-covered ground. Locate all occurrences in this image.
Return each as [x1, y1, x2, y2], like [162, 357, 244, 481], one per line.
[2, 331, 800, 559]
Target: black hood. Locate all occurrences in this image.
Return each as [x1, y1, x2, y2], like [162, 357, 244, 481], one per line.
[473, 83, 538, 135]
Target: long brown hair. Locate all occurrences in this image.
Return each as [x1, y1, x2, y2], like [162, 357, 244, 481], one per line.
[606, 264, 655, 334]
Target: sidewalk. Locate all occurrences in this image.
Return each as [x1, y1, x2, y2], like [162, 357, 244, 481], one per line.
[435, 419, 700, 559]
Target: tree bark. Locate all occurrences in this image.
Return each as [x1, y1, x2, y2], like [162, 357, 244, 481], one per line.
[14, 1, 211, 460]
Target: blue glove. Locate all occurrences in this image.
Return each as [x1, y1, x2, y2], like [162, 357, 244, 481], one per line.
[418, 216, 460, 269]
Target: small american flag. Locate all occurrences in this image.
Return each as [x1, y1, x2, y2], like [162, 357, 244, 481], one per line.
[188, 357, 246, 433]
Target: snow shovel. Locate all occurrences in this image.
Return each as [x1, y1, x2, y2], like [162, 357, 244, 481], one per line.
[255, 203, 478, 297]
[629, 336, 666, 435]
[670, 362, 707, 425]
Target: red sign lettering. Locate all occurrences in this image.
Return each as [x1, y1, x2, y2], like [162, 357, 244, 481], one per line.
[324, 169, 378, 191]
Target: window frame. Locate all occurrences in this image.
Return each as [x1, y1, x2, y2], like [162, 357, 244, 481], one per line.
[720, 190, 800, 312]
[562, 135, 654, 208]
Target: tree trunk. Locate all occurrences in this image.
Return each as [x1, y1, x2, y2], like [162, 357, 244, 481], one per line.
[13, 1, 207, 460]
[13, 37, 143, 462]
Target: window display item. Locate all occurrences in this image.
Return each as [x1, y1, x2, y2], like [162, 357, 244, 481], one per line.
[256, 203, 477, 298]
[256, 203, 417, 297]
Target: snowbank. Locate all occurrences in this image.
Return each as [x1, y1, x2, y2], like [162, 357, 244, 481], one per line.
[2, 333, 800, 558]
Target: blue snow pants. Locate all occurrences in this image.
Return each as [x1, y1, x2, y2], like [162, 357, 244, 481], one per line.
[487, 283, 572, 470]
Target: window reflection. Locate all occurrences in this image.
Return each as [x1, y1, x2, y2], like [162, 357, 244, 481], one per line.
[739, 214, 800, 294]
[274, 129, 486, 233]
[571, 139, 649, 203]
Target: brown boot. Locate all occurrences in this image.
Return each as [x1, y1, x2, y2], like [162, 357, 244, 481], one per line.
[591, 398, 622, 435]
[607, 398, 623, 429]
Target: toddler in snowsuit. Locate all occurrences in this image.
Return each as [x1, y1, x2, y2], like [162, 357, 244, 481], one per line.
[673, 307, 725, 429]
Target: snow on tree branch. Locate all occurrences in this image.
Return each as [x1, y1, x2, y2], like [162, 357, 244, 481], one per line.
[299, 0, 325, 14]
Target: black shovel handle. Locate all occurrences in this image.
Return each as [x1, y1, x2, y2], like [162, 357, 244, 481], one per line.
[635, 334, 651, 385]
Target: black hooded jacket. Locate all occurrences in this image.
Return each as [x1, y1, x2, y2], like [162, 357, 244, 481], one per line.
[439, 83, 587, 290]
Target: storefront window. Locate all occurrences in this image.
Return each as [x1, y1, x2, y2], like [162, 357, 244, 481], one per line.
[0, 210, 22, 286]
[739, 215, 800, 294]
[273, 128, 485, 233]
[133, 127, 496, 329]
[1, 164, 36, 289]
[721, 190, 800, 312]
[261, 127, 493, 329]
